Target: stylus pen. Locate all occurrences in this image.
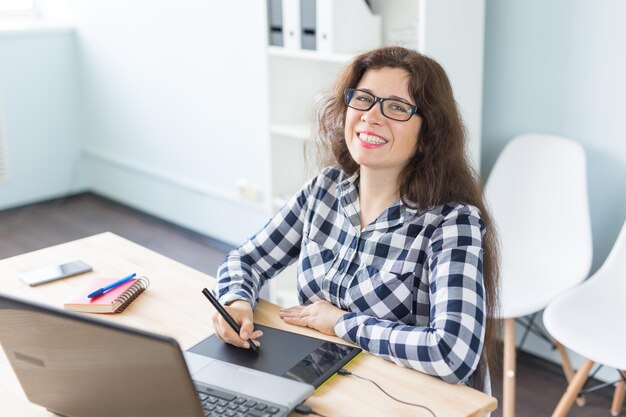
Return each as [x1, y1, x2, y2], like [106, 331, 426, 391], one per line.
[201, 288, 260, 355]
[87, 273, 137, 298]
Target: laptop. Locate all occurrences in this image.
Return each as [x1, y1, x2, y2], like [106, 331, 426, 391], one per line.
[0, 293, 315, 417]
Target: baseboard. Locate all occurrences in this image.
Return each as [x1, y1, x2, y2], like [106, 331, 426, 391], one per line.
[0, 191, 91, 215]
[82, 148, 269, 246]
[87, 192, 237, 253]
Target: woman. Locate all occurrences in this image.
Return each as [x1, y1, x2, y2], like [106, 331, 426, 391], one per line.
[212, 46, 499, 391]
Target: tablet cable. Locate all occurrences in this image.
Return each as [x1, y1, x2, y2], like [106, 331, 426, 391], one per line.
[294, 404, 329, 417]
[294, 369, 437, 417]
[338, 368, 436, 417]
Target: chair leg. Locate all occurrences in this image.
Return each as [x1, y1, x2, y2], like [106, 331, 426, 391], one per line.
[503, 318, 516, 417]
[611, 370, 626, 416]
[553, 339, 586, 406]
[552, 359, 594, 417]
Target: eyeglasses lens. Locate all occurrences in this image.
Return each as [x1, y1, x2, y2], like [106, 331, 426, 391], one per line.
[345, 89, 413, 121]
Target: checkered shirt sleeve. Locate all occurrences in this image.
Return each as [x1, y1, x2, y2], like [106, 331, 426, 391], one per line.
[334, 208, 486, 384]
[214, 173, 316, 307]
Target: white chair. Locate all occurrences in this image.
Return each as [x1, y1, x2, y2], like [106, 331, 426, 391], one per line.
[484, 133, 593, 417]
[544, 219, 626, 417]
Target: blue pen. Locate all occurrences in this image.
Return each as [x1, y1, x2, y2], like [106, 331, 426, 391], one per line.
[87, 273, 137, 298]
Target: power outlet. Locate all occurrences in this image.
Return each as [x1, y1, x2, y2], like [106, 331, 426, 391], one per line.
[237, 179, 262, 202]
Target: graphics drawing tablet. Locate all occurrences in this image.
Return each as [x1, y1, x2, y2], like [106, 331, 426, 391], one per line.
[187, 324, 362, 388]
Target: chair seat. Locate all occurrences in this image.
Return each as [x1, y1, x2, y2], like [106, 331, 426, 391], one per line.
[544, 274, 626, 371]
[499, 269, 590, 319]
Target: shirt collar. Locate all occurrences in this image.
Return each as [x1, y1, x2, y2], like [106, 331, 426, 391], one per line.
[338, 169, 419, 231]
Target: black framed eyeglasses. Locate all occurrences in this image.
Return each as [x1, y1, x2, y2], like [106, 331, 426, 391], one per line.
[344, 88, 422, 122]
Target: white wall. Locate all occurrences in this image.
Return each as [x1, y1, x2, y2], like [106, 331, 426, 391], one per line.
[421, 0, 485, 170]
[483, 0, 626, 274]
[0, 29, 87, 210]
[0, 2, 272, 245]
[482, 0, 626, 380]
[71, 0, 271, 245]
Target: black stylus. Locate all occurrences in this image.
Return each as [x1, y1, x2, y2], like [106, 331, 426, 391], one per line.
[201, 288, 260, 355]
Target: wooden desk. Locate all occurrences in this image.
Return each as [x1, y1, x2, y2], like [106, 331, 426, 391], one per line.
[0, 232, 497, 417]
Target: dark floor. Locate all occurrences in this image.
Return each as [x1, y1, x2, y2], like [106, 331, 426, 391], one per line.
[0, 193, 233, 277]
[0, 193, 618, 417]
[491, 351, 616, 417]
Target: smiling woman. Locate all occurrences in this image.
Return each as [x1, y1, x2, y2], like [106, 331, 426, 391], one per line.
[343, 67, 422, 199]
[212, 46, 500, 394]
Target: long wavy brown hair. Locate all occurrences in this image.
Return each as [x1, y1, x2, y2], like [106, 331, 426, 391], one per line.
[314, 46, 500, 390]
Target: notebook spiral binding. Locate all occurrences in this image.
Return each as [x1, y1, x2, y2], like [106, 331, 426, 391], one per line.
[116, 276, 150, 313]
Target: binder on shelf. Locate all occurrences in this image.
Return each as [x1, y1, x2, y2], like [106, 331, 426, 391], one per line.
[316, 0, 381, 54]
[282, 0, 301, 50]
[299, 0, 316, 51]
[267, 0, 284, 47]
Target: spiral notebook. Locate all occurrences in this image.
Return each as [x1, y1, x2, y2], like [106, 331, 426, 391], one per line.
[63, 276, 150, 313]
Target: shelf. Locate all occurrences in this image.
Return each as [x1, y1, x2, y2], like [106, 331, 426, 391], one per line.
[268, 46, 353, 64]
[270, 123, 312, 141]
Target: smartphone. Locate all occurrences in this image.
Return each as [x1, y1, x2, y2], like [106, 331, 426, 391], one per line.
[19, 260, 93, 286]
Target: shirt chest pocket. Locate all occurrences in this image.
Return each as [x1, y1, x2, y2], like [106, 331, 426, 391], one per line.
[298, 238, 337, 291]
[347, 265, 415, 324]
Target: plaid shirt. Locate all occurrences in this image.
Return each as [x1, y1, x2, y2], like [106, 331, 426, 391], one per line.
[216, 166, 486, 385]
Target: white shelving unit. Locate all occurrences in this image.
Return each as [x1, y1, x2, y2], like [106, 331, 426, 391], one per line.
[265, 0, 485, 307]
[266, 49, 350, 306]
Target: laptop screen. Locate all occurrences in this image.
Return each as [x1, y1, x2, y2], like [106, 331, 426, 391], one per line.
[0, 293, 203, 417]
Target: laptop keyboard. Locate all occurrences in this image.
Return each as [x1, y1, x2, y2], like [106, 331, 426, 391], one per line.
[196, 386, 287, 417]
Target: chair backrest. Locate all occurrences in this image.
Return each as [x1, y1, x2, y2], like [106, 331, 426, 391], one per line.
[589, 218, 626, 289]
[485, 133, 592, 318]
[543, 218, 626, 371]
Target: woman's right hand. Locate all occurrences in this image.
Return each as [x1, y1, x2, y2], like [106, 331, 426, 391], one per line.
[210, 299, 263, 349]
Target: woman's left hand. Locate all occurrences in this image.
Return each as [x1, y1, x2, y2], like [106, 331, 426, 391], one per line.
[279, 300, 347, 336]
